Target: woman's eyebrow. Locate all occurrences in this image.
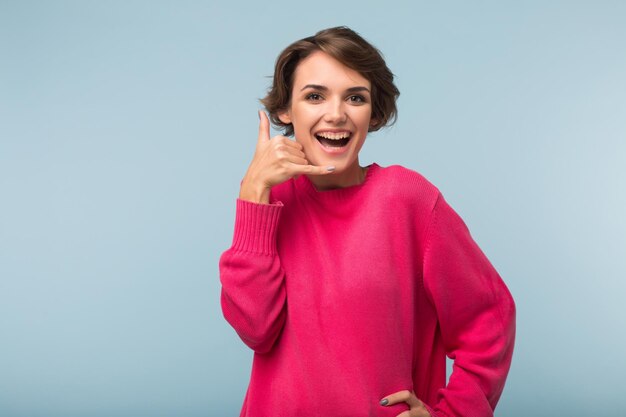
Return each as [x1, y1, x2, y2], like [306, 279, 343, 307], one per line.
[300, 84, 370, 93]
[346, 86, 370, 93]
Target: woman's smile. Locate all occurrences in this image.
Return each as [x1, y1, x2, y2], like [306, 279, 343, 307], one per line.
[314, 129, 352, 153]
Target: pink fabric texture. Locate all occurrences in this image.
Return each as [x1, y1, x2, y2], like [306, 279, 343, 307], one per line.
[219, 164, 516, 417]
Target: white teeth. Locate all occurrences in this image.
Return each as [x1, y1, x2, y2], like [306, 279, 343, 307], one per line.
[316, 132, 351, 140]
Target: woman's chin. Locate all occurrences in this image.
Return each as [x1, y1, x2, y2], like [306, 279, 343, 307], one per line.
[311, 152, 352, 169]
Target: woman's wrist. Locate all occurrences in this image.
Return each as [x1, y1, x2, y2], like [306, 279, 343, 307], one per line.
[239, 179, 271, 204]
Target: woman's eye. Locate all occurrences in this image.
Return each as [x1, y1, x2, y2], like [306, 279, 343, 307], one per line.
[348, 95, 366, 103]
[306, 93, 322, 101]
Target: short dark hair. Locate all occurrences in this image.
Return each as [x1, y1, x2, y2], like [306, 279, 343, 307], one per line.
[261, 26, 400, 137]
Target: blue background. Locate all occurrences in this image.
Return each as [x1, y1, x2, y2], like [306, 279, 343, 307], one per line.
[1, 1, 625, 416]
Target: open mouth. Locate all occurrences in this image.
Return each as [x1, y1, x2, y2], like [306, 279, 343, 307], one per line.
[314, 131, 352, 148]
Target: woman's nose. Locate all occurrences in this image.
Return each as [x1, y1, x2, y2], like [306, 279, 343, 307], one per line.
[323, 99, 347, 124]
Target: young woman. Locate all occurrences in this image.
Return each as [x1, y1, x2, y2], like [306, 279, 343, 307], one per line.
[219, 26, 516, 417]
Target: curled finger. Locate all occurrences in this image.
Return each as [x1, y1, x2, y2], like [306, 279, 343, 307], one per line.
[380, 390, 421, 408]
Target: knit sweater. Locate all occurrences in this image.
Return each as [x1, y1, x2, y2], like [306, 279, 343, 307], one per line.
[219, 163, 515, 417]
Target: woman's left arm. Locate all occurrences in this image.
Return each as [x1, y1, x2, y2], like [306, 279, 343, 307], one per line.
[421, 193, 516, 417]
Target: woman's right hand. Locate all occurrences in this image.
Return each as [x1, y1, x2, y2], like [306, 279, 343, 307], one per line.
[238, 111, 335, 204]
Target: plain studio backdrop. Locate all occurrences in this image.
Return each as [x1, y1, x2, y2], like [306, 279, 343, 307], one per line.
[1, 1, 625, 416]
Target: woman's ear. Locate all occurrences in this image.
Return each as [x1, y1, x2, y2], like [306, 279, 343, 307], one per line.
[278, 110, 291, 124]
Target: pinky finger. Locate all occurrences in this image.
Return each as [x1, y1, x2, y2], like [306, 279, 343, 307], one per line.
[306, 164, 336, 175]
[288, 162, 336, 176]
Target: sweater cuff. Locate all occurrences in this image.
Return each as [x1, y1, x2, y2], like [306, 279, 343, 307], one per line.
[231, 199, 283, 255]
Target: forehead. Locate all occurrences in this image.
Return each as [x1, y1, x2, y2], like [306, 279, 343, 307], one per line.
[292, 51, 370, 90]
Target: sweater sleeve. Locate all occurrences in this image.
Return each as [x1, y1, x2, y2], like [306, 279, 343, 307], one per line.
[219, 198, 287, 354]
[422, 193, 516, 417]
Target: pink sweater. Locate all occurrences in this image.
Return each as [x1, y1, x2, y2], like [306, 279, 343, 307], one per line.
[219, 163, 515, 417]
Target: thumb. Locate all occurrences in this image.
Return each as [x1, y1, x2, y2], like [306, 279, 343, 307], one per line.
[257, 110, 271, 144]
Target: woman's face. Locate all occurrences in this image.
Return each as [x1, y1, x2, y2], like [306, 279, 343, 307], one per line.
[279, 51, 374, 178]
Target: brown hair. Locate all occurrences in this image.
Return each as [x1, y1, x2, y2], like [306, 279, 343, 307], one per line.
[261, 26, 400, 137]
